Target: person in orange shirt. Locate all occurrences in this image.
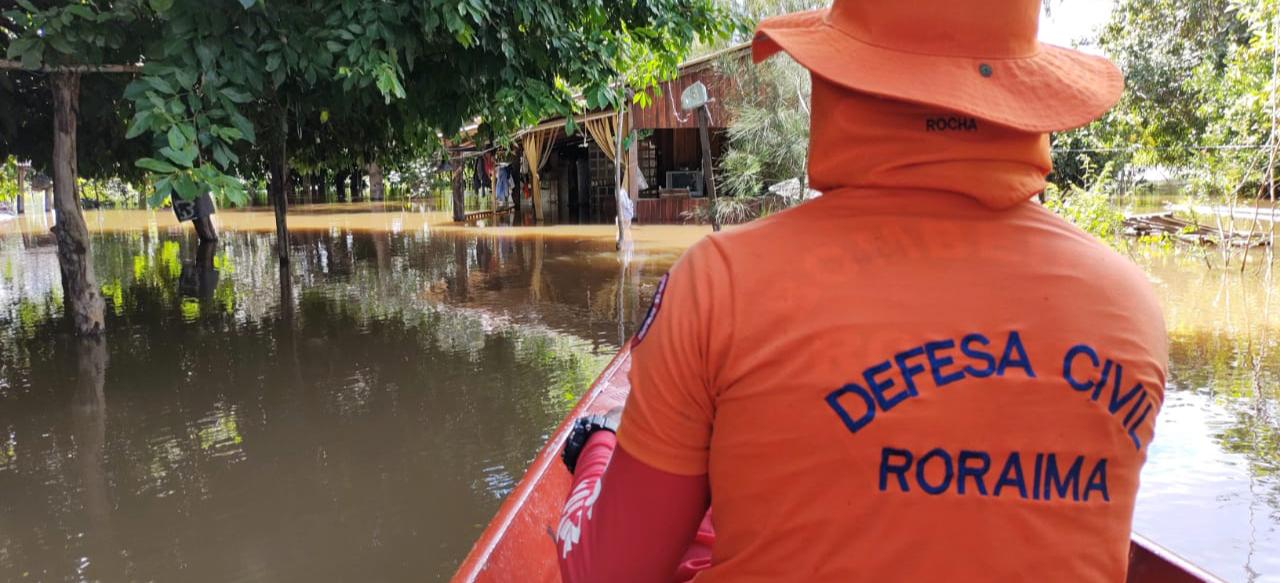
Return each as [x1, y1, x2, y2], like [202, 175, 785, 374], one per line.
[555, 0, 1167, 581]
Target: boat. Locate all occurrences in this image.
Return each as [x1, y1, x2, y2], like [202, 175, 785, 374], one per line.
[452, 346, 1225, 583]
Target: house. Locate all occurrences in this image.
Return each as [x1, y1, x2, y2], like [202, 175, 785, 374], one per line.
[513, 43, 749, 224]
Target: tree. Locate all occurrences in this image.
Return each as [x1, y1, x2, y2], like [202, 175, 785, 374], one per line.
[696, 0, 820, 223]
[2, 0, 732, 335]
[1053, 0, 1273, 199]
[715, 52, 810, 197]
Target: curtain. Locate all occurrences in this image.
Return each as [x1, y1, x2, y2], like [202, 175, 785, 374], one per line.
[582, 116, 630, 188]
[521, 129, 557, 221]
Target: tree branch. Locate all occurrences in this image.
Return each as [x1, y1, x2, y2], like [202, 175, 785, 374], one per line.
[0, 59, 141, 73]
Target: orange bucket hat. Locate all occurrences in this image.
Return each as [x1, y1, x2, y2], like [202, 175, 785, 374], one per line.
[753, 0, 1123, 133]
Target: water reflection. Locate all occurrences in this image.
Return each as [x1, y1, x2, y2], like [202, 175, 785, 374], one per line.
[1133, 249, 1280, 581]
[0, 212, 672, 581]
[0, 207, 1278, 581]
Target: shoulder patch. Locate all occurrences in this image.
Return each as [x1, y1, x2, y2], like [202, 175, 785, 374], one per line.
[632, 273, 669, 347]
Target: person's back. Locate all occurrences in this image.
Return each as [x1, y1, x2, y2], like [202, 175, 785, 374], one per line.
[557, 2, 1166, 581]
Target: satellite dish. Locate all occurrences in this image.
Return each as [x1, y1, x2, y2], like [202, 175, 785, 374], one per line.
[681, 81, 710, 112]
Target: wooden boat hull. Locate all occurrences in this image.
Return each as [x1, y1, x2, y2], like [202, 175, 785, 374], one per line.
[452, 346, 1223, 583]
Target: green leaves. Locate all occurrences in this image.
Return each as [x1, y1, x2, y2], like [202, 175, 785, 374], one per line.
[149, 0, 175, 14]
[3, 0, 125, 65]
[137, 158, 179, 173]
[174, 69, 198, 91]
[7, 0, 733, 212]
[227, 111, 256, 144]
[219, 87, 253, 104]
[1062, 0, 1271, 199]
[160, 144, 198, 168]
[126, 111, 153, 140]
[374, 62, 406, 103]
[167, 126, 186, 152]
[147, 77, 176, 95]
[585, 85, 618, 110]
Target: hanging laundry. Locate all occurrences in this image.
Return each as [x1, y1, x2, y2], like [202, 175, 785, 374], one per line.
[472, 157, 484, 192]
[483, 153, 496, 189]
[496, 164, 512, 203]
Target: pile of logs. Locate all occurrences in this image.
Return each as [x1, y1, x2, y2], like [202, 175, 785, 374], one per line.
[1123, 212, 1271, 247]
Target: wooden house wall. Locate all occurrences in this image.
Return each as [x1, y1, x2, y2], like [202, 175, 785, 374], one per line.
[630, 64, 737, 131]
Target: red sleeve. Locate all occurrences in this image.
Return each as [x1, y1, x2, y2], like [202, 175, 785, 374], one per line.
[557, 435, 710, 583]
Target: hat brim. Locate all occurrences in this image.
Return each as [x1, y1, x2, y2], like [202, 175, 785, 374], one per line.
[752, 9, 1123, 133]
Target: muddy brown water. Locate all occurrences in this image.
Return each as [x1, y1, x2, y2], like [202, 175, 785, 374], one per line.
[0, 204, 1277, 582]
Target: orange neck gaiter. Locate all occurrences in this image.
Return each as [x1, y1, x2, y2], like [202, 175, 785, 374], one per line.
[806, 76, 1052, 210]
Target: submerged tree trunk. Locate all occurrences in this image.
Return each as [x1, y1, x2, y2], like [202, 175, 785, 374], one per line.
[269, 105, 290, 263]
[350, 169, 363, 201]
[451, 161, 466, 222]
[368, 162, 384, 201]
[50, 72, 105, 336]
[193, 209, 218, 242]
[15, 164, 25, 214]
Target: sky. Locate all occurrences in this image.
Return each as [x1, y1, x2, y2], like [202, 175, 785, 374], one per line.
[1039, 0, 1117, 51]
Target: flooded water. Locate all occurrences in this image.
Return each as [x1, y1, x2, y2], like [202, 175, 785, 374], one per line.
[0, 204, 1277, 581]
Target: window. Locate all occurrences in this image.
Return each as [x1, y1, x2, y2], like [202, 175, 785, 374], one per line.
[639, 137, 658, 197]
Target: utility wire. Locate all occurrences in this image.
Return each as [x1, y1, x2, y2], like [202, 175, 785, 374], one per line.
[1052, 144, 1274, 153]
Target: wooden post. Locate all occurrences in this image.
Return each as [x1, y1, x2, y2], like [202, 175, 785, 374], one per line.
[615, 109, 627, 249]
[50, 72, 105, 335]
[15, 163, 26, 214]
[531, 153, 544, 222]
[697, 106, 721, 232]
[451, 160, 466, 222]
[512, 160, 524, 222]
[269, 104, 290, 263]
